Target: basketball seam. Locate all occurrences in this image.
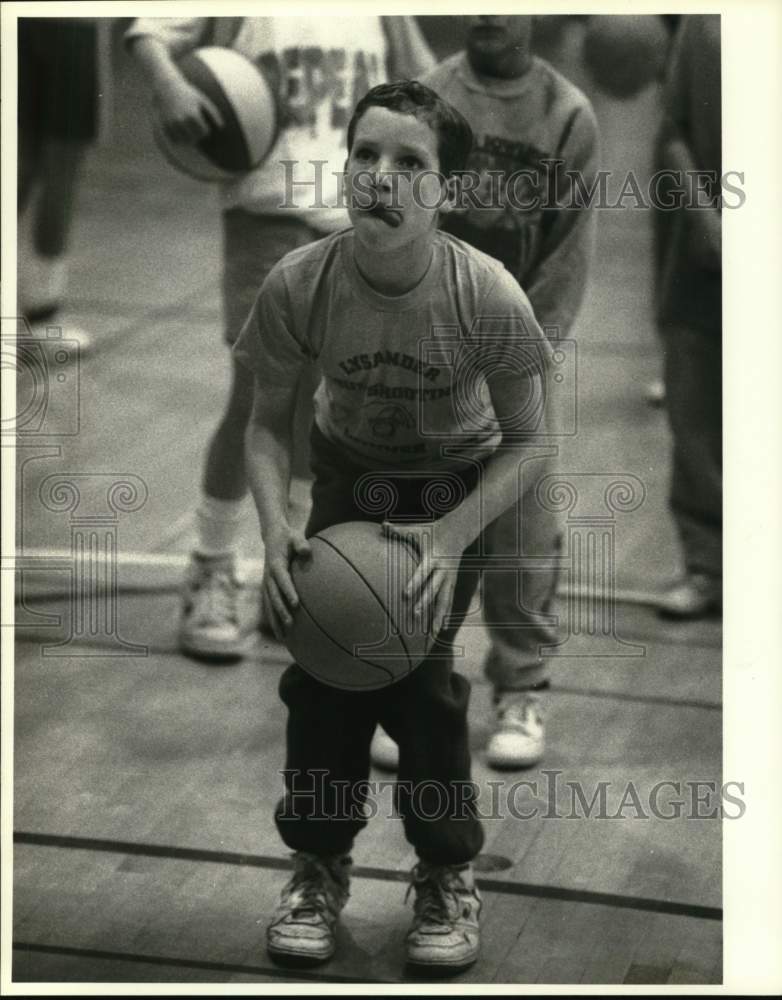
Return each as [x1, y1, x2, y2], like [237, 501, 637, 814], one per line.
[314, 533, 416, 670]
[295, 587, 399, 688]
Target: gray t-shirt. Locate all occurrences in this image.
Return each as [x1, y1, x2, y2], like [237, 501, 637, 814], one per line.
[234, 229, 551, 471]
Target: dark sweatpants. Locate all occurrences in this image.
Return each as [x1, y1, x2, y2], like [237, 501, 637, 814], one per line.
[275, 427, 485, 866]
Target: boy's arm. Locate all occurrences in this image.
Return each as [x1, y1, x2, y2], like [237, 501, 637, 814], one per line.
[382, 16, 437, 80]
[246, 377, 311, 637]
[524, 101, 600, 337]
[387, 362, 550, 635]
[386, 273, 552, 633]
[125, 19, 224, 141]
[234, 266, 314, 636]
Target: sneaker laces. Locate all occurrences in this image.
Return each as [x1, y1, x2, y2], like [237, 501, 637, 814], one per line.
[275, 853, 349, 925]
[498, 692, 542, 733]
[405, 863, 469, 927]
[190, 567, 239, 625]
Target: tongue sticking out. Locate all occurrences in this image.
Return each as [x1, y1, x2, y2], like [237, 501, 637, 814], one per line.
[368, 204, 402, 228]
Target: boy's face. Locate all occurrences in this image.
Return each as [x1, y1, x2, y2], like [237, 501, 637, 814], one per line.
[345, 107, 453, 252]
[465, 15, 533, 72]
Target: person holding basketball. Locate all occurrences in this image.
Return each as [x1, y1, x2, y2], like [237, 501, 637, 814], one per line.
[125, 16, 434, 661]
[236, 81, 555, 973]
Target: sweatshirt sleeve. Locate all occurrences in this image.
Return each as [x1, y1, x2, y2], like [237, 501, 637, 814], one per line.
[523, 99, 600, 338]
[123, 18, 212, 56]
[382, 16, 437, 81]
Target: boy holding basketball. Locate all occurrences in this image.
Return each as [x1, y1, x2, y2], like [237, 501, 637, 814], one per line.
[125, 16, 433, 660]
[236, 81, 554, 973]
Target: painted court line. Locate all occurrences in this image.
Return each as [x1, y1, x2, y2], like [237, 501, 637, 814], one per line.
[14, 831, 722, 922]
[12, 941, 394, 985]
[11, 547, 690, 609]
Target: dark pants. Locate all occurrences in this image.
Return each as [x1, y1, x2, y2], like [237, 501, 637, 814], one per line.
[662, 322, 722, 579]
[275, 428, 485, 865]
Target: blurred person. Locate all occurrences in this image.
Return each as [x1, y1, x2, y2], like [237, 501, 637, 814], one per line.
[652, 15, 722, 619]
[17, 17, 102, 351]
[370, 15, 599, 770]
[125, 16, 434, 661]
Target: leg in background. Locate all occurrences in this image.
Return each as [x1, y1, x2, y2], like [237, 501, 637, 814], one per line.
[481, 469, 563, 768]
[657, 320, 722, 618]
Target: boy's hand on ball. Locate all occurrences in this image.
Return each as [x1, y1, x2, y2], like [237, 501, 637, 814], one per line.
[154, 78, 225, 144]
[382, 521, 460, 637]
[262, 529, 312, 639]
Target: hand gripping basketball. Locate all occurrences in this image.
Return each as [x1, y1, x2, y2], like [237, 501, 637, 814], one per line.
[381, 520, 459, 638]
[152, 47, 278, 182]
[262, 527, 312, 641]
[283, 521, 441, 691]
[154, 76, 225, 145]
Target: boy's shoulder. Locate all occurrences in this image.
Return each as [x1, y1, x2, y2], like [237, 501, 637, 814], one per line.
[435, 230, 533, 310]
[436, 228, 505, 276]
[264, 228, 350, 295]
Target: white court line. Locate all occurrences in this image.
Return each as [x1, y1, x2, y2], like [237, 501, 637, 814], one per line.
[9, 547, 263, 573]
[8, 548, 667, 607]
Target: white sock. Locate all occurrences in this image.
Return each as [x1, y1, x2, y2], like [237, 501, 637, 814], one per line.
[195, 495, 249, 557]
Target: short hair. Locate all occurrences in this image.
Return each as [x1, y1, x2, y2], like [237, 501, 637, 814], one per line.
[346, 80, 473, 178]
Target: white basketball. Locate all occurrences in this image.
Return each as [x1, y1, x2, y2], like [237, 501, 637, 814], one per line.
[153, 47, 277, 183]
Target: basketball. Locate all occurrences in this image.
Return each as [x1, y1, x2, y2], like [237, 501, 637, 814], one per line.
[582, 16, 670, 100]
[284, 521, 434, 691]
[153, 46, 277, 183]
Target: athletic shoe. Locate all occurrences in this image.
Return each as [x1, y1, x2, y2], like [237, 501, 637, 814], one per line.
[405, 861, 482, 972]
[657, 573, 722, 620]
[266, 851, 352, 966]
[644, 377, 666, 407]
[486, 690, 545, 770]
[179, 552, 257, 660]
[369, 725, 399, 771]
[25, 317, 94, 357]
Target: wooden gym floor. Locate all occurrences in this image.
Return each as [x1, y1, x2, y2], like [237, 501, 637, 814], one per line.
[10, 20, 722, 986]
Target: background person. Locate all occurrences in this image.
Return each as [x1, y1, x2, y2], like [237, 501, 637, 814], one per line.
[372, 15, 599, 770]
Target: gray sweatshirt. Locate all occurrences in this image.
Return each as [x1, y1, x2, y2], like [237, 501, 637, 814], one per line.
[423, 52, 600, 338]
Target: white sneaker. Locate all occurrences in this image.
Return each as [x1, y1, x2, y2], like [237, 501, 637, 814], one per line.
[27, 318, 94, 357]
[485, 690, 545, 770]
[657, 573, 722, 620]
[179, 552, 258, 660]
[370, 726, 399, 771]
[405, 862, 482, 972]
[644, 377, 666, 407]
[266, 852, 351, 966]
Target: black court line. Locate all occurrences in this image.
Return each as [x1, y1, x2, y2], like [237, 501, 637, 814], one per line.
[14, 831, 722, 922]
[552, 684, 721, 713]
[12, 941, 394, 985]
[10, 634, 721, 711]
